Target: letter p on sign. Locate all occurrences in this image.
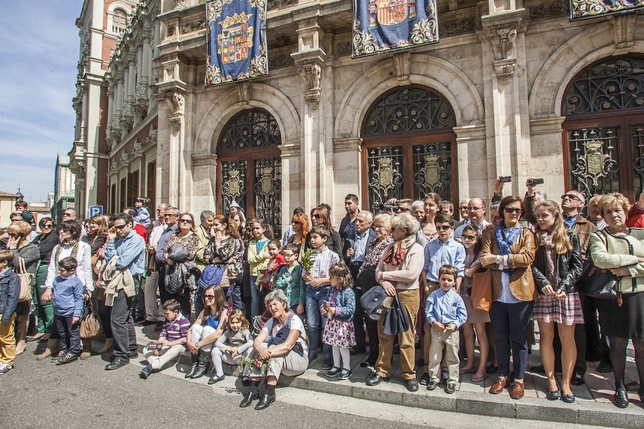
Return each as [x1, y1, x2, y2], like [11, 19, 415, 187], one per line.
[89, 205, 103, 217]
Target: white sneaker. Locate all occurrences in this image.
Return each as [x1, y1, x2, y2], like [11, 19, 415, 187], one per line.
[0, 363, 13, 374]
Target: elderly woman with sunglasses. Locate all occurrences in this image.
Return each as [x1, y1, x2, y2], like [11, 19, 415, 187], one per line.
[480, 196, 536, 400]
[32, 217, 60, 342]
[163, 212, 200, 318]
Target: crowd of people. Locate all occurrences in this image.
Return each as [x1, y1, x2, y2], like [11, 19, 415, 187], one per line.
[1, 179, 644, 411]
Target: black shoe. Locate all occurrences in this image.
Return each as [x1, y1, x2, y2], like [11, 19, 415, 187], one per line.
[255, 393, 276, 410]
[325, 367, 341, 378]
[546, 390, 561, 401]
[405, 378, 419, 392]
[338, 369, 352, 380]
[140, 364, 153, 379]
[154, 321, 164, 332]
[185, 354, 199, 378]
[614, 389, 629, 408]
[105, 357, 129, 370]
[239, 391, 258, 408]
[57, 353, 78, 365]
[190, 350, 210, 379]
[486, 364, 498, 373]
[440, 368, 449, 384]
[419, 373, 430, 386]
[360, 361, 370, 368]
[242, 376, 250, 387]
[350, 348, 366, 356]
[321, 359, 333, 371]
[129, 351, 139, 359]
[308, 354, 318, 364]
[596, 362, 613, 373]
[445, 382, 456, 394]
[366, 372, 389, 386]
[134, 315, 145, 323]
[141, 320, 157, 326]
[208, 374, 225, 384]
[530, 364, 545, 374]
[570, 373, 585, 386]
[426, 380, 438, 390]
[561, 393, 575, 403]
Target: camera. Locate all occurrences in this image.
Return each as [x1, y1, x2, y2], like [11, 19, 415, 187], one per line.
[499, 176, 512, 183]
[527, 178, 544, 186]
[382, 203, 399, 213]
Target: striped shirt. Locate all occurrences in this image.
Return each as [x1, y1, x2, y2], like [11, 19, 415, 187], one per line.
[308, 247, 340, 287]
[160, 313, 191, 343]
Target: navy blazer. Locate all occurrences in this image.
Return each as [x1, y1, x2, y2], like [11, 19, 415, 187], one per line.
[342, 228, 377, 265]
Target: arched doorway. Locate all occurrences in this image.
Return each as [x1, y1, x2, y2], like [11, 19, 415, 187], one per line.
[217, 109, 282, 235]
[361, 86, 457, 213]
[563, 56, 644, 203]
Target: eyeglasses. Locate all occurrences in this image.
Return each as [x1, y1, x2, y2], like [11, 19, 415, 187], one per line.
[114, 224, 128, 230]
[462, 234, 477, 241]
[504, 207, 522, 214]
[164, 213, 177, 217]
[42, 224, 53, 229]
[435, 225, 451, 231]
[311, 214, 321, 219]
[561, 194, 581, 201]
[468, 207, 483, 212]
[180, 219, 193, 224]
[203, 295, 215, 300]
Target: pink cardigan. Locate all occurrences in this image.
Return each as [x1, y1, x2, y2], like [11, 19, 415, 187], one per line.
[375, 242, 425, 290]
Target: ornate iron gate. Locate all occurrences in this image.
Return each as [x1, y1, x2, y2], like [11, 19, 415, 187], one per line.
[362, 86, 456, 213]
[218, 109, 282, 236]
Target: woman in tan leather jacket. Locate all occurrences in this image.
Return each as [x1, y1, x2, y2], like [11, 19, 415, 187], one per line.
[480, 196, 536, 400]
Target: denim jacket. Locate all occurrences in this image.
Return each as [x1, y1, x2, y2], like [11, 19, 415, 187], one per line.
[0, 269, 20, 322]
[327, 287, 356, 322]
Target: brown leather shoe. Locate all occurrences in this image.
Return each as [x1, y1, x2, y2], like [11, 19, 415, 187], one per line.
[489, 377, 507, 394]
[510, 380, 525, 399]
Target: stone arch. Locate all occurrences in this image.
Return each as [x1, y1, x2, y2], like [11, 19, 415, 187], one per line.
[334, 55, 484, 139]
[529, 21, 644, 118]
[193, 83, 300, 155]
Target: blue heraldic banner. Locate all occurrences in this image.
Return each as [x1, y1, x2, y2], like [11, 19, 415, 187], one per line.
[352, 0, 439, 57]
[206, 0, 268, 86]
[571, 0, 644, 19]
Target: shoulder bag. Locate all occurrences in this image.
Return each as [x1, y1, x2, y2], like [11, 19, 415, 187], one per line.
[79, 301, 103, 339]
[470, 269, 492, 312]
[577, 231, 618, 301]
[16, 258, 33, 302]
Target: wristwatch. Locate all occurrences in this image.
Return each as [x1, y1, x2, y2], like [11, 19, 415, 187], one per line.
[195, 341, 200, 349]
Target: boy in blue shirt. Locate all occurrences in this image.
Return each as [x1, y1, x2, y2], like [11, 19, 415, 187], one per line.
[52, 257, 86, 365]
[425, 265, 467, 393]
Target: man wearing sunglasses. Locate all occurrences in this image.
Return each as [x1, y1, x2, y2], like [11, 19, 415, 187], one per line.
[103, 213, 146, 370]
[419, 212, 465, 385]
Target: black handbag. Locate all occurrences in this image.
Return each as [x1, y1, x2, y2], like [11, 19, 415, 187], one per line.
[360, 285, 391, 321]
[577, 231, 618, 300]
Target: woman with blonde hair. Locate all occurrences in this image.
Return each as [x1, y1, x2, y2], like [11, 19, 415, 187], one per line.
[531, 200, 583, 403]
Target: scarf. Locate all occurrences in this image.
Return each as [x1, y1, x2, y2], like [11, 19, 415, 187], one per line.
[495, 223, 522, 276]
[383, 235, 415, 266]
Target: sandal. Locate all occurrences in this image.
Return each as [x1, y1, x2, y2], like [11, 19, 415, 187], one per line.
[471, 372, 487, 382]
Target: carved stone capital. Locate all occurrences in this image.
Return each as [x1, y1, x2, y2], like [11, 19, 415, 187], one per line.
[393, 51, 411, 82]
[482, 10, 523, 84]
[165, 92, 184, 131]
[492, 58, 516, 85]
[298, 60, 322, 109]
[484, 22, 519, 61]
[608, 12, 637, 50]
[237, 81, 251, 105]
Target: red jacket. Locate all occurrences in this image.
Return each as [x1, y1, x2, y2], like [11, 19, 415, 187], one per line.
[627, 205, 644, 228]
[134, 223, 149, 243]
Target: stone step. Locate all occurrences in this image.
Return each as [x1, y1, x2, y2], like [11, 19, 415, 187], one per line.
[130, 324, 644, 428]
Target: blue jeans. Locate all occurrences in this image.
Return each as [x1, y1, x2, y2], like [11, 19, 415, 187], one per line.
[489, 300, 535, 380]
[250, 275, 260, 321]
[306, 285, 332, 362]
[194, 288, 204, 318]
[231, 283, 242, 310]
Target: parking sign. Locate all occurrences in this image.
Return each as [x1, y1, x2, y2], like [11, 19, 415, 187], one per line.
[89, 205, 103, 217]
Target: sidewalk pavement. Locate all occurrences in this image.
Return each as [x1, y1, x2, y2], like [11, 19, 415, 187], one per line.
[131, 324, 644, 428]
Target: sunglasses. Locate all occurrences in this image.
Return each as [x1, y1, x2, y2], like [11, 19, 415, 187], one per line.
[504, 207, 522, 214]
[180, 219, 193, 224]
[311, 214, 321, 219]
[561, 194, 581, 201]
[42, 224, 53, 229]
[114, 224, 128, 230]
[203, 294, 215, 300]
[462, 234, 477, 241]
[435, 225, 451, 231]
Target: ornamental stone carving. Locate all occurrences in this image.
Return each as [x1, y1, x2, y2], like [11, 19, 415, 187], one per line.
[165, 92, 184, 131]
[298, 61, 321, 109]
[393, 51, 411, 82]
[146, 125, 157, 145]
[174, 0, 186, 10]
[608, 12, 637, 50]
[481, 10, 523, 85]
[237, 81, 251, 105]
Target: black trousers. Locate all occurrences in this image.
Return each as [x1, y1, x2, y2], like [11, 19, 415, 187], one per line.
[350, 262, 367, 351]
[55, 315, 81, 355]
[111, 288, 137, 359]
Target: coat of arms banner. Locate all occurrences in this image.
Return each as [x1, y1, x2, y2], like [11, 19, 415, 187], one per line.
[352, 0, 439, 58]
[570, 0, 644, 19]
[206, 0, 268, 86]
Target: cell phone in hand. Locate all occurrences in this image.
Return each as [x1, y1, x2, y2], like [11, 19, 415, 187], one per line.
[499, 176, 512, 183]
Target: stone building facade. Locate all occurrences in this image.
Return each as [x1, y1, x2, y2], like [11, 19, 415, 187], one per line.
[74, 0, 644, 232]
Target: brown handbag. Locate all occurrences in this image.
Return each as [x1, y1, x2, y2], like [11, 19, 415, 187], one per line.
[16, 258, 33, 302]
[471, 269, 493, 312]
[79, 301, 103, 339]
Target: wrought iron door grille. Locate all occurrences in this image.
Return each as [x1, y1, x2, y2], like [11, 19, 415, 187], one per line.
[221, 160, 247, 214]
[412, 142, 452, 202]
[569, 127, 620, 202]
[564, 57, 644, 115]
[367, 146, 404, 213]
[633, 125, 644, 195]
[363, 87, 455, 135]
[254, 157, 282, 237]
[220, 110, 281, 151]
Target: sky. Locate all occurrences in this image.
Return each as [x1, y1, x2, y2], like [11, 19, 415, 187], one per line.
[0, 1, 82, 203]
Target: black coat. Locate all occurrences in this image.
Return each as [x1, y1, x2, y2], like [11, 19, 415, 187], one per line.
[342, 228, 377, 266]
[532, 231, 583, 294]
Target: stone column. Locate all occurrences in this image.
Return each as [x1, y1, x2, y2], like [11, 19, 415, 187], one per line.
[480, 8, 530, 197]
[279, 141, 302, 227]
[163, 90, 185, 208]
[454, 124, 488, 202]
[192, 154, 218, 212]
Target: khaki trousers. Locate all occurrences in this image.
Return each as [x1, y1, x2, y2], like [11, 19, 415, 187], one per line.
[428, 326, 460, 384]
[375, 289, 419, 380]
[423, 282, 441, 372]
[0, 313, 17, 365]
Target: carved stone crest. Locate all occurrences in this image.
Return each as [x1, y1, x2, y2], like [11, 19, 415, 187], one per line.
[424, 155, 440, 186]
[298, 61, 322, 109]
[260, 167, 274, 195]
[378, 158, 393, 189]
